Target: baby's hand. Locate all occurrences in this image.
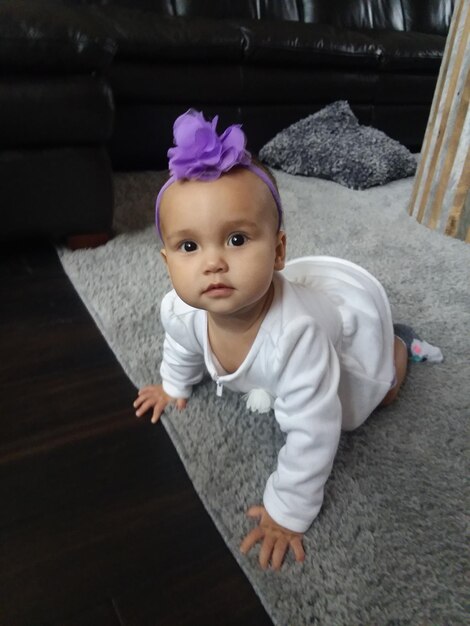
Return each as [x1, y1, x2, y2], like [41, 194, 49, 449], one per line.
[133, 384, 187, 424]
[240, 505, 305, 571]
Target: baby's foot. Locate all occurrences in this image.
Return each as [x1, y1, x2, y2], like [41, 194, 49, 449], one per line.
[393, 323, 443, 363]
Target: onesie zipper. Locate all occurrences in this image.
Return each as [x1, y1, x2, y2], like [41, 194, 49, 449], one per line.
[216, 378, 224, 397]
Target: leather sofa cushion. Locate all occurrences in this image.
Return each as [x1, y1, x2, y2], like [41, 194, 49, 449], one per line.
[108, 62, 377, 104]
[92, 8, 245, 62]
[400, 0, 455, 36]
[237, 20, 380, 68]
[301, 0, 454, 34]
[84, 0, 455, 35]
[108, 60, 436, 109]
[98, 6, 377, 70]
[0, 0, 116, 73]
[0, 76, 114, 147]
[373, 30, 447, 71]
[108, 63, 243, 103]
[87, 0, 303, 21]
[245, 24, 445, 71]
[94, 7, 381, 69]
[92, 6, 445, 72]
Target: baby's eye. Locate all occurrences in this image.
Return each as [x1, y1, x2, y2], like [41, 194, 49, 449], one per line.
[228, 233, 247, 247]
[179, 240, 198, 252]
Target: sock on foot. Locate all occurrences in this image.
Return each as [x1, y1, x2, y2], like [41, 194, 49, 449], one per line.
[393, 323, 444, 363]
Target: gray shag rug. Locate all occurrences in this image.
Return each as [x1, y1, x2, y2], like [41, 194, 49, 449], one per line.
[57, 170, 469, 626]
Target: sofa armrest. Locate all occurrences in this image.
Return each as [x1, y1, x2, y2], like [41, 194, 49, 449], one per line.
[0, 0, 117, 73]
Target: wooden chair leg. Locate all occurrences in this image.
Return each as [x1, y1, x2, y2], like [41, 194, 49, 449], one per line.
[66, 232, 111, 250]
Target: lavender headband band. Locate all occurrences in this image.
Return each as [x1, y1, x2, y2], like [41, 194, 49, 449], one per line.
[155, 109, 283, 239]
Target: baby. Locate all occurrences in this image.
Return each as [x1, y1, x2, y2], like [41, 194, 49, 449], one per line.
[134, 110, 443, 571]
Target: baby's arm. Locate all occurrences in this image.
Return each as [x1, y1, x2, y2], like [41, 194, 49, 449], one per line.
[133, 292, 205, 423]
[242, 318, 342, 569]
[263, 319, 342, 533]
[134, 385, 187, 424]
[133, 330, 204, 423]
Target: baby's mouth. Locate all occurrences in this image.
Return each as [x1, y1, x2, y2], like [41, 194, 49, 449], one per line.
[203, 283, 234, 295]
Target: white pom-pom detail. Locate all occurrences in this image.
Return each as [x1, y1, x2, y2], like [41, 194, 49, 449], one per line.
[244, 388, 274, 414]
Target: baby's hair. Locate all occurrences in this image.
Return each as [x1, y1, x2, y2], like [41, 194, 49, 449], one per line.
[253, 156, 281, 201]
[240, 156, 283, 229]
[251, 156, 279, 190]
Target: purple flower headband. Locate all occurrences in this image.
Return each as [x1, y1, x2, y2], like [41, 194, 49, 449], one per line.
[155, 109, 283, 239]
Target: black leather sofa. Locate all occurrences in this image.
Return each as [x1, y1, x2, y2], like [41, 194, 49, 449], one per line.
[0, 0, 454, 244]
[0, 1, 116, 244]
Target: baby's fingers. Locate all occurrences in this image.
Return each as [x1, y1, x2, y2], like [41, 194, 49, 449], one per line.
[246, 505, 264, 519]
[135, 398, 154, 417]
[271, 537, 289, 571]
[133, 393, 157, 413]
[133, 397, 148, 412]
[259, 535, 275, 570]
[290, 536, 306, 563]
[240, 526, 264, 555]
[151, 404, 165, 424]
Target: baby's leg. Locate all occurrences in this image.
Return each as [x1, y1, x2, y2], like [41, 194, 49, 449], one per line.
[380, 337, 408, 407]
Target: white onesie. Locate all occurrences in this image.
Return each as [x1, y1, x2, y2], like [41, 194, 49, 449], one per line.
[159, 256, 395, 532]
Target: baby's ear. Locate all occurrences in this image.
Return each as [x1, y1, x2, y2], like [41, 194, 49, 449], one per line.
[160, 249, 168, 265]
[274, 231, 287, 271]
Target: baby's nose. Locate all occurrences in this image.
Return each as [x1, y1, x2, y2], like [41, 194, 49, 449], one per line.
[204, 250, 228, 273]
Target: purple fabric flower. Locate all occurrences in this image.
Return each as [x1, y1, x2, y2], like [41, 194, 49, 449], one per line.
[168, 109, 251, 181]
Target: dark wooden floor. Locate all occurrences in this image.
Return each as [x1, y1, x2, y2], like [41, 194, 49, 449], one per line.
[0, 242, 272, 626]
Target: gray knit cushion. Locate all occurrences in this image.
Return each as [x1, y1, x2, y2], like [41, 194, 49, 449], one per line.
[259, 101, 417, 189]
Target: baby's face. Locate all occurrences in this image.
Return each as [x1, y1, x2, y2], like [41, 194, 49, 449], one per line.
[159, 168, 286, 318]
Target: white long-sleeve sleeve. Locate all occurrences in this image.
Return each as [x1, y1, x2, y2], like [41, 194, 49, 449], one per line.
[263, 316, 343, 533]
[159, 291, 205, 398]
[160, 332, 205, 398]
